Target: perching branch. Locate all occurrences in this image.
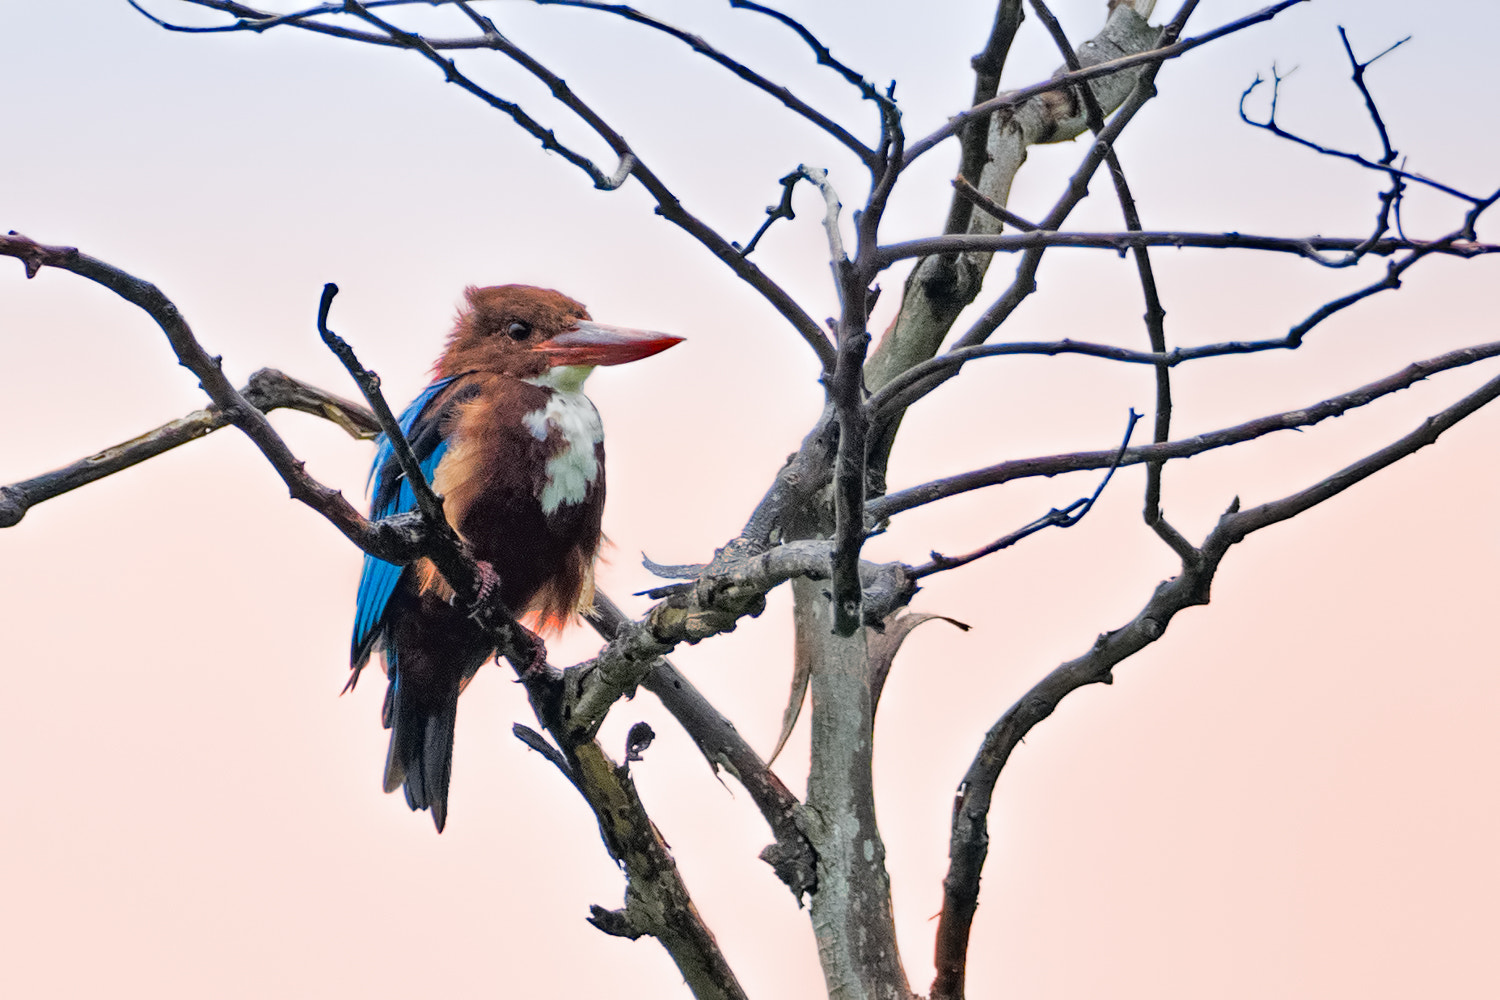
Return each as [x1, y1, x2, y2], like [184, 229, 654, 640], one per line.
[562, 540, 915, 743]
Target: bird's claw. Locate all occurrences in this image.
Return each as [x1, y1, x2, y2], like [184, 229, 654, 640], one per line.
[472, 560, 501, 606]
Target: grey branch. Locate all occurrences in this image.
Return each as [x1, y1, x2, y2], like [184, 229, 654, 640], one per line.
[0, 367, 377, 529]
[874, 230, 1500, 268]
[905, 0, 1308, 166]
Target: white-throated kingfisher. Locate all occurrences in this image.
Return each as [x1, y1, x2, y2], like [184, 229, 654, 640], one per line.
[349, 284, 682, 832]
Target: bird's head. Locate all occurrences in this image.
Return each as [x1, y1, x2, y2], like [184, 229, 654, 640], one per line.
[437, 284, 682, 382]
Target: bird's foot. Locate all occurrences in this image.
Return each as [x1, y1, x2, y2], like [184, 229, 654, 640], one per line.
[493, 621, 548, 676]
[472, 560, 501, 608]
[518, 624, 549, 675]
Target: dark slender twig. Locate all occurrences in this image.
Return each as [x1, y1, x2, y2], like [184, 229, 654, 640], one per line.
[137, 0, 520, 47]
[951, 175, 1039, 231]
[530, 0, 875, 165]
[906, 0, 1308, 167]
[868, 339, 1500, 522]
[910, 409, 1141, 578]
[1240, 66, 1479, 205]
[513, 723, 577, 787]
[874, 229, 1500, 268]
[728, 0, 893, 109]
[736, 171, 803, 256]
[343, 0, 632, 189]
[316, 283, 448, 530]
[931, 363, 1500, 1000]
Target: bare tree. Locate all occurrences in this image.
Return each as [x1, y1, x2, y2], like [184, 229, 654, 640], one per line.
[3, 2, 1496, 998]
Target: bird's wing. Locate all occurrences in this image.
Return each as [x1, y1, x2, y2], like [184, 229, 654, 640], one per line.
[350, 376, 465, 669]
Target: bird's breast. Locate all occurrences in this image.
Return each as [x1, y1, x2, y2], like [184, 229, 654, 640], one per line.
[521, 388, 604, 515]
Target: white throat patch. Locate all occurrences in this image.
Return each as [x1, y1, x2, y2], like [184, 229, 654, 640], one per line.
[522, 370, 603, 514]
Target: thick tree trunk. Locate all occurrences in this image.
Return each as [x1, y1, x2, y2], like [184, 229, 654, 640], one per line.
[795, 578, 912, 1000]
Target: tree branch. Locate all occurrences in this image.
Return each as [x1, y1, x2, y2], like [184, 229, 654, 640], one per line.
[565, 737, 750, 1000]
[530, 0, 875, 165]
[908, 408, 1141, 578]
[868, 340, 1500, 521]
[587, 591, 819, 899]
[930, 362, 1500, 999]
[0, 368, 377, 528]
[144, 0, 838, 369]
[943, 0, 1027, 236]
[873, 229, 1500, 268]
[560, 540, 915, 744]
[905, 0, 1307, 166]
[1240, 57, 1479, 205]
[0, 232, 418, 560]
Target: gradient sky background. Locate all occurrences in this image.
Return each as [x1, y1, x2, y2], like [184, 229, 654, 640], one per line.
[2, 1, 1497, 997]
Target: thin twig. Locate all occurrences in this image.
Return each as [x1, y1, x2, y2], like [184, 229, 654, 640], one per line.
[737, 171, 803, 256]
[530, 0, 875, 165]
[1240, 63, 1478, 205]
[728, 0, 893, 109]
[951, 175, 1039, 231]
[316, 283, 449, 530]
[874, 229, 1500, 268]
[910, 409, 1141, 577]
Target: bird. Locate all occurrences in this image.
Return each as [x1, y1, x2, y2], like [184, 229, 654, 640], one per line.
[348, 284, 683, 832]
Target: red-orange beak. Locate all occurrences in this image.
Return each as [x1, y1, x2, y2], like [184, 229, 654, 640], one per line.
[540, 321, 684, 367]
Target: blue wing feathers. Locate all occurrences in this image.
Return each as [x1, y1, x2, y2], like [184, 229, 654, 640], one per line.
[351, 377, 458, 664]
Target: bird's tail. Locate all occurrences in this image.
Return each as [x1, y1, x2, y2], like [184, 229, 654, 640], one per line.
[381, 671, 460, 833]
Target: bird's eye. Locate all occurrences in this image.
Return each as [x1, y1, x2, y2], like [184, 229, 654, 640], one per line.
[506, 321, 531, 340]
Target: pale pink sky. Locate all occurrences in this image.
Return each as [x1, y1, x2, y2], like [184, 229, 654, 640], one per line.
[2, 2, 1497, 998]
